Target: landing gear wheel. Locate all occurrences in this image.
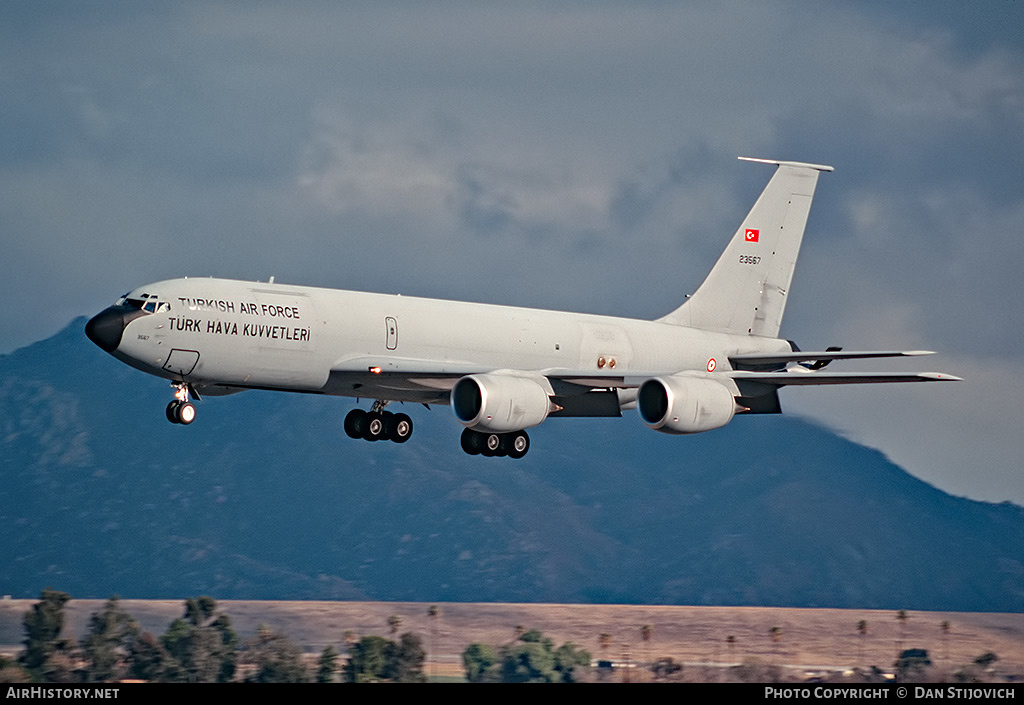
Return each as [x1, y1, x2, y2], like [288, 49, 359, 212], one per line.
[363, 412, 387, 441]
[461, 429, 530, 458]
[481, 432, 503, 457]
[504, 431, 530, 459]
[167, 383, 195, 425]
[344, 409, 366, 439]
[386, 413, 413, 443]
[175, 402, 196, 425]
[461, 428, 483, 455]
[346, 403, 414, 445]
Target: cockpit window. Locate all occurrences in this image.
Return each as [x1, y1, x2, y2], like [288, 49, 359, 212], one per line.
[117, 293, 168, 313]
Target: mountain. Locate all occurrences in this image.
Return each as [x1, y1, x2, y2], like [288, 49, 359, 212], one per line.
[1, 320, 1022, 611]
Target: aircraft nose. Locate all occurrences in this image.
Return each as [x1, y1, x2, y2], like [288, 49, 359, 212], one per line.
[85, 307, 128, 353]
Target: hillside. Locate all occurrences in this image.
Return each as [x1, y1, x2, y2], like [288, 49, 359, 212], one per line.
[1, 320, 1022, 610]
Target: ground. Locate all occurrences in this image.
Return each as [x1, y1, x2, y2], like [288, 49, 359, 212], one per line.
[2, 599, 1021, 681]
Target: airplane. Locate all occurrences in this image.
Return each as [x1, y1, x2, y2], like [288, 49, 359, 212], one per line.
[85, 157, 960, 458]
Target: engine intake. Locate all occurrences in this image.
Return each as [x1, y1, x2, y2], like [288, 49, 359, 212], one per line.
[637, 375, 735, 435]
[451, 374, 551, 432]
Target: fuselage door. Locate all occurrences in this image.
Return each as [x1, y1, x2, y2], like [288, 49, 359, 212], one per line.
[385, 317, 398, 350]
[163, 349, 200, 377]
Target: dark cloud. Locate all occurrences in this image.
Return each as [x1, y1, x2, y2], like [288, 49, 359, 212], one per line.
[1, 2, 1020, 502]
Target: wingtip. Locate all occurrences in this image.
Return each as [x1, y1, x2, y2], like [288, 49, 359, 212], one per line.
[922, 372, 963, 381]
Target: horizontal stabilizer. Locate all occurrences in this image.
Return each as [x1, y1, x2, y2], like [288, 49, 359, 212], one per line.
[729, 371, 962, 386]
[730, 350, 935, 369]
[738, 156, 834, 172]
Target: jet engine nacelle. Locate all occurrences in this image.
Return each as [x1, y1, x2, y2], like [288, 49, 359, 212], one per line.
[452, 373, 551, 432]
[637, 375, 736, 435]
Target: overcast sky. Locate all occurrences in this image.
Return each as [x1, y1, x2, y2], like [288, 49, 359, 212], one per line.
[2, 2, 1022, 503]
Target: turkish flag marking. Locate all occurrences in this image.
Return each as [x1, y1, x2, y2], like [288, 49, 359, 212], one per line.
[745, 229, 759, 242]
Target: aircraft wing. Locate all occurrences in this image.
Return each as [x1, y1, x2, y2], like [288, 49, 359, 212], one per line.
[728, 370, 962, 386]
[331, 356, 631, 388]
[331, 355, 494, 377]
[327, 357, 632, 416]
[330, 353, 961, 387]
[326, 353, 960, 420]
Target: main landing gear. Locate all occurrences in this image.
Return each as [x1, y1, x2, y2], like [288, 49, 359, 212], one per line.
[166, 384, 196, 425]
[342, 401, 530, 457]
[344, 402, 413, 444]
[460, 428, 530, 459]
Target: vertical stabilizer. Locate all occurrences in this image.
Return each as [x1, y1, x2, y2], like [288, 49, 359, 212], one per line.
[659, 158, 832, 337]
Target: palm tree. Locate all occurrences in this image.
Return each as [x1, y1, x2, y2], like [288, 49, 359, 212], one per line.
[769, 627, 783, 670]
[725, 635, 737, 682]
[640, 625, 653, 681]
[427, 605, 441, 679]
[387, 614, 402, 637]
[857, 620, 868, 665]
[940, 620, 950, 663]
[896, 610, 908, 656]
[597, 632, 613, 682]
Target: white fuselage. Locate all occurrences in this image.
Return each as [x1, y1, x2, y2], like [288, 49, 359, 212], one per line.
[109, 277, 790, 404]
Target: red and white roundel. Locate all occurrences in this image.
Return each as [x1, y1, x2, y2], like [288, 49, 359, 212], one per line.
[744, 228, 759, 242]
[706, 358, 717, 372]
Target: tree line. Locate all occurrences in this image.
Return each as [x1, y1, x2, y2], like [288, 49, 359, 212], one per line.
[1, 589, 1010, 684]
[0, 589, 592, 684]
[1, 589, 425, 683]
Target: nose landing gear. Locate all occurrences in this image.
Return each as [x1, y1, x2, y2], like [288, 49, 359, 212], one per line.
[166, 384, 196, 425]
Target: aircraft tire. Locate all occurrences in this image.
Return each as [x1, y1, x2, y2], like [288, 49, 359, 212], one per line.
[387, 413, 413, 443]
[504, 431, 530, 459]
[344, 409, 365, 439]
[166, 401, 181, 424]
[461, 428, 483, 455]
[176, 402, 196, 425]
[364, 412, 387, 441]
[481, 432, 503, 457]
